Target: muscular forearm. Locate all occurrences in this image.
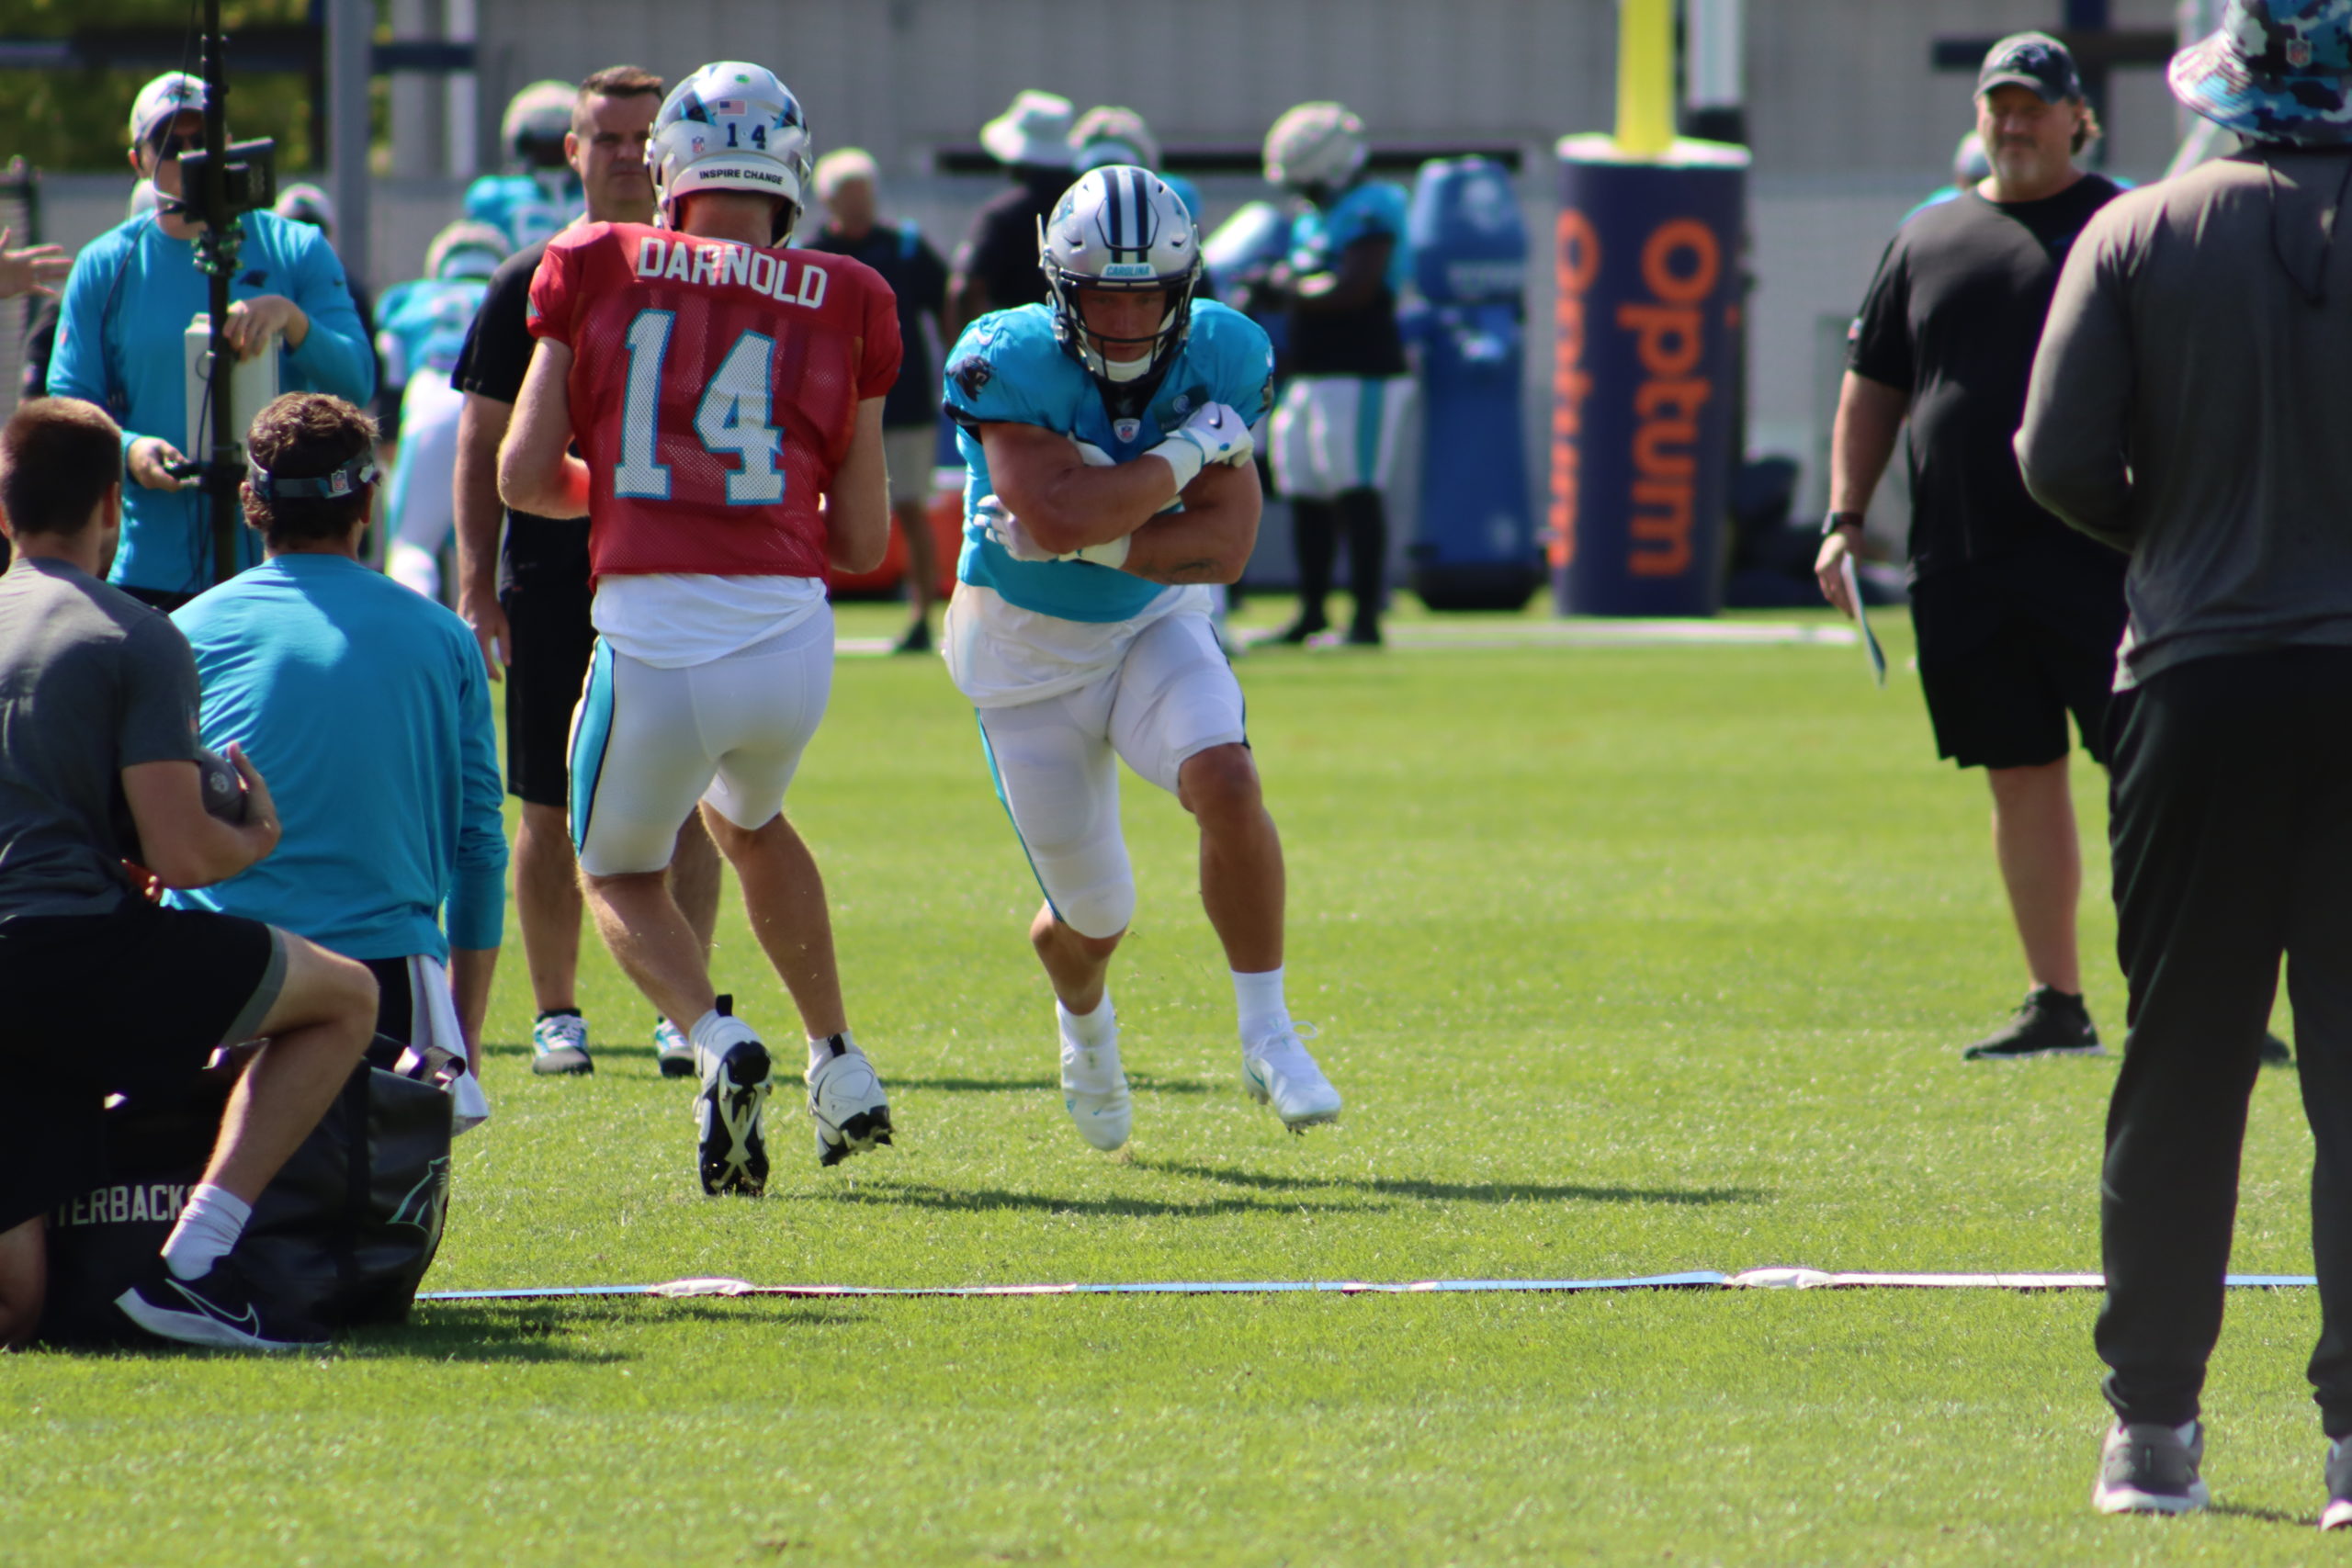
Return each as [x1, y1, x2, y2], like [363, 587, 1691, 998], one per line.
[1118, 467, 1260, 584]
[1828, 372, 1910, 517]
[1010, 460, 1184, 554]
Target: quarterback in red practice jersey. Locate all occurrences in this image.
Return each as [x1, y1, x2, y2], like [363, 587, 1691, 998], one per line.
[500, 62, 899, 1196]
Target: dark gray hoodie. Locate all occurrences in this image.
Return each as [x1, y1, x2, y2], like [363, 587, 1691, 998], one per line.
[2017, 145, 2352, 688]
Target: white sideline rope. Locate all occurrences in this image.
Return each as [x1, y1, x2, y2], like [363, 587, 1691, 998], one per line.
[414, 1269, 2320, 1304]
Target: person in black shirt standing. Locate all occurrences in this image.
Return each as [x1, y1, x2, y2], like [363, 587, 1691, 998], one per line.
[806, 148, 951, 654]
[449, 65, 720, 1079]
[1816, 34, 2148, 1063]
[949, 91, 1075, 337]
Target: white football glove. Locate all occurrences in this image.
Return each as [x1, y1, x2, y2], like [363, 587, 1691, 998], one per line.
[1074, 439, 1116, 467]
[1149, 402, 1253, 492]
[976, 494, 1057, 563]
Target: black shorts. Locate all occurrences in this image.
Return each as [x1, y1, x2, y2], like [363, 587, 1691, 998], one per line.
[502, 577, 596, 808]
[1911, 569, 2126, 771]
[0, 901, 286, 1231]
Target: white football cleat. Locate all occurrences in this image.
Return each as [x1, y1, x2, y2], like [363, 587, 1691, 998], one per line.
[1061, 1031, 1133, 1152]
[1242, 1026, 1341, 1131]
[808, 1036, 893, 1167]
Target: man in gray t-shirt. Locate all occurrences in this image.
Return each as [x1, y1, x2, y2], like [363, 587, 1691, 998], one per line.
[0, 556, 205, 916]
[0, 397, 376, 1353]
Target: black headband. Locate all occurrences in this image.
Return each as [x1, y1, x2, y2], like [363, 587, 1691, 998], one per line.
[249, 450, 378, 501]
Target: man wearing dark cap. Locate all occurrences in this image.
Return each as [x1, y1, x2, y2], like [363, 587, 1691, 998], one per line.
[1817, 33, 2137, 1062]
[2018, 0, 2352, 1522]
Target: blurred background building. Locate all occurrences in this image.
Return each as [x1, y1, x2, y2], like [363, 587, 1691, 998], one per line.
[1, 0, 2215, 536]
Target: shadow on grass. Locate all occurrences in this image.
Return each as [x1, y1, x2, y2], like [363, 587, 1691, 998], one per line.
[889, 1075, 1214, 1096]
[2207, 1501, 2314, 1528]
[804, 1179, 1382, 1220]
[336, 1300, 870, 1360]
[1141, 1160, 1765, 1208]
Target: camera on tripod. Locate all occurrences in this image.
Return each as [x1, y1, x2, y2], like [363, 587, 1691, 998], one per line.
[169, 137, 278, 221]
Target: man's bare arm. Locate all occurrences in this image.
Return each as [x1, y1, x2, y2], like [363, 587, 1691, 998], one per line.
[497, 342, 590, 520]
[1815, 371, 1911, 615]
[824, 398, 892, 574]
[453, 392, 513, 679]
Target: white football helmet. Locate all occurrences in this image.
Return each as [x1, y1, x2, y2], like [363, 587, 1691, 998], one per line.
[502, 80, 575, 169]
[1038, 164, 1203, 386]
[1263, 101, 1367, 193]
[425, 220, 510, 282]
[650, 62, 814, 236]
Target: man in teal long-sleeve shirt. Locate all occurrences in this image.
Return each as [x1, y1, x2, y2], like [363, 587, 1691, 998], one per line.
[170, 393, 503, 1077]
[49, 73, 375, 610]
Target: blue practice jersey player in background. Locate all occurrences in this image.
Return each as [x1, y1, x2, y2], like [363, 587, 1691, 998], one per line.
[1262, 101, 1415, 646]
[464, 82, 582, 253]
[376, 220, 508, 599]
[943, 165, 1343, 1153]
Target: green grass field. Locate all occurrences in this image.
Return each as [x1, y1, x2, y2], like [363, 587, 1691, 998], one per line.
[2, 599, 2330, 1565]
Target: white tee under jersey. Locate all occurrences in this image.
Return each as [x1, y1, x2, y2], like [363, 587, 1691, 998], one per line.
[593, 573, 828, 670]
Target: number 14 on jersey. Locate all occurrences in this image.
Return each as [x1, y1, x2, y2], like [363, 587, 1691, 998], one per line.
[614, 308, 788, 506]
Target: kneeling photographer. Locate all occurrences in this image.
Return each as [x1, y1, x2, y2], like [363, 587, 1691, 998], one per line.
[0, 397, 377, 1353]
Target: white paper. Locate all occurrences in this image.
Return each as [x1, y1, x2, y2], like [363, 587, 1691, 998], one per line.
[1840, 556, 1887, 688]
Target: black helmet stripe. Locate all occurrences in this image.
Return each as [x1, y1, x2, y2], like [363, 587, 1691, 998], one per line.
[1129, 167, 1153, 251]
[1102, 169, 1126, 253]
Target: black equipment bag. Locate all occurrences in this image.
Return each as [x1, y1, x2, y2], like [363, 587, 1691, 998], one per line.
[37, 1049, 453, 1347]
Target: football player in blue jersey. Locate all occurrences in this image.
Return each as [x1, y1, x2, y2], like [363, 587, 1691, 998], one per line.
[375, 220, 508, 599]
[1261, 102, 1415, 647]
[463, 81, 584, 253]
[943, 165, 1343, 1151]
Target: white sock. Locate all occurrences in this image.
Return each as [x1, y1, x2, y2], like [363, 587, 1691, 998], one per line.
[689, 1006, 759, 1075]
[162, 1183, 252, 1280]
[1058, 996, 1116, 1052]
[808, 1029, 859, 1074]
[1232, 966, 1290, 1044]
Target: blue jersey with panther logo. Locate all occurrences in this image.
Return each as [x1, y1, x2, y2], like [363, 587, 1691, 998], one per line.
[943, 299, 1275, 625]
[374, 275, 490, 389]
[463, 171, 580, 253]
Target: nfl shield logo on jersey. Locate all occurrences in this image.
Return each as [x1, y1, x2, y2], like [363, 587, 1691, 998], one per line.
[1114, 418, 1142, 443]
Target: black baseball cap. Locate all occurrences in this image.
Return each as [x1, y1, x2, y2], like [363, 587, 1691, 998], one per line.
[1977, 31, 2084, 102]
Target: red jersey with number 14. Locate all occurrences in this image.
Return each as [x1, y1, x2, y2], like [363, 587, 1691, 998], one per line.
[526, 220, 900, 581]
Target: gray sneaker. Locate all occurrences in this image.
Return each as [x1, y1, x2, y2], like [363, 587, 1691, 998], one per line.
[530, 1010, 594, 1076]
[2093, 1421, 2209, 1516]
[2322, 1438, 2352, 1530]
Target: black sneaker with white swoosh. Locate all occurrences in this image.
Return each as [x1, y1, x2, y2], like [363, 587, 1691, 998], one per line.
[115, 1256, 327, 1351]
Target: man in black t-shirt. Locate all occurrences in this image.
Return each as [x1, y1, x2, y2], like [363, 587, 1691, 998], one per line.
[807, 148, 951, 654]
[1817, 33, 2138, 1063]
[949, 91, 1076, 337]
[448, 65, 719, 1079]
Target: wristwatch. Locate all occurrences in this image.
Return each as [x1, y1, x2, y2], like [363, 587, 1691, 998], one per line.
[1821, 511, 1866, 536]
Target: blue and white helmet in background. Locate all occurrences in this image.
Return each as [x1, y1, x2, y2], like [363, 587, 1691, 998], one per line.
[650, 62, 813, 235]
[424, 220, 510, 282]
[1038, 164, 1203, 386]
[1264, 101, 1368, 195]
[502, 80, 576, 169]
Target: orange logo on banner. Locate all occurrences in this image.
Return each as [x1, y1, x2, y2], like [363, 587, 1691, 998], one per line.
[1547, 208, 1601, 569]
[1615, 219, 1718, 578]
